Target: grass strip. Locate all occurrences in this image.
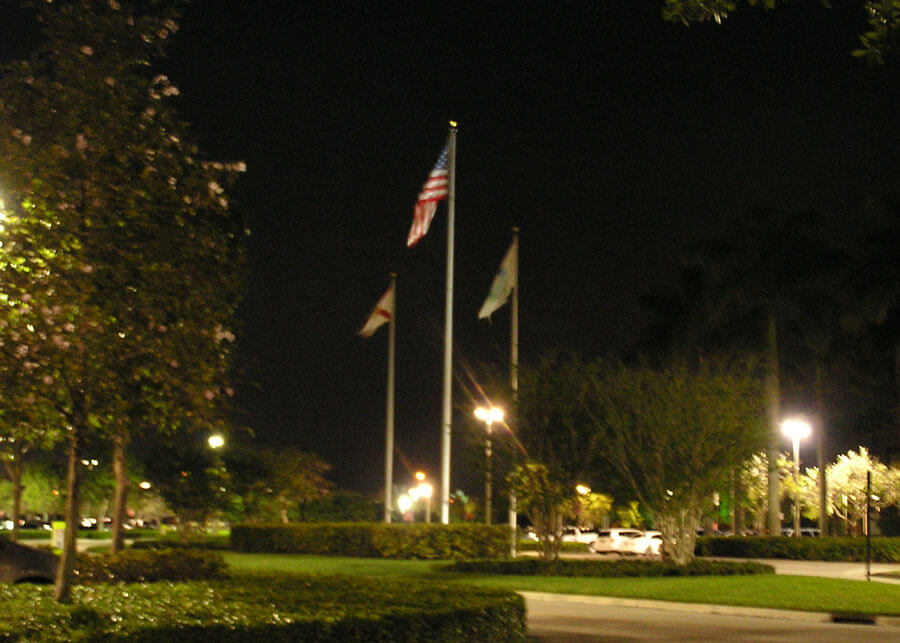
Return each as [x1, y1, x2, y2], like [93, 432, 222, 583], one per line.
[222, 553, 900, 617]
[455, 573, 900, 616]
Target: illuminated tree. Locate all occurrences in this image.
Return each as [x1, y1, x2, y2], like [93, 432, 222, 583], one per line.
[506, 461, 572, 561]
[738, 451, 791, 533]
[0, 1, 246, 601]
[797, 447, 900, 534]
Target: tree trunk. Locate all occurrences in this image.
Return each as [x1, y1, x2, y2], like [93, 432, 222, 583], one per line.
[110, 430, 130, 553]
[657, 505, 702, 565]
[2, 451, 25, 542]
[54, 429, 81, 603]
[814, 360, 828, 537]
[766, 311, 782, 536]
[733, 468, 744, 535]
[11, 465, 23, 543]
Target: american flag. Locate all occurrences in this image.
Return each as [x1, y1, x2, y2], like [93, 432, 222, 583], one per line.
[406, 142, 450, 247]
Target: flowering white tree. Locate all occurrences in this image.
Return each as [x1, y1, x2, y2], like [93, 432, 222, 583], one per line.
[798, 448, 900, 535]
[739, 451, 791, 533]
[0, 0, 246, 601]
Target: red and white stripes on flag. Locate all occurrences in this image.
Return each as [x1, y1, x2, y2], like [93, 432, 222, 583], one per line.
[406, 142, 450, 247]
[358, 285, 394, 337]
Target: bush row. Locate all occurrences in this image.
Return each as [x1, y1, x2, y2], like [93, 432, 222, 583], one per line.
[516, 540, 589, 553]
[231, 523, 511, 559]
[75, 548, 229, 584]
[130, 532, 231, 551]
[695, 536, 900, 561]
[442, 558, 774, 577]
[0, 574, 526, 641]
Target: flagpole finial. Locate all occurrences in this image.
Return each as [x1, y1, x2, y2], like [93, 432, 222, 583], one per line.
[449, 120, 458, 129]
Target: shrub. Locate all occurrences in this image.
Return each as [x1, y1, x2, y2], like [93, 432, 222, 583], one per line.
[516, 540, 589, 553]
[0, 574, 526, 641]
[74, 548, 228, 583]
[441, 558, 774, 577]
[130, 531, 230, 551]
[231, 523, 510, 559]
[695, 536, 900, 562]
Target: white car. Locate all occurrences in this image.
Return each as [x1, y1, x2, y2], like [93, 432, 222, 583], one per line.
[590, 528, 662, 556]
[560, 526, 598, 544]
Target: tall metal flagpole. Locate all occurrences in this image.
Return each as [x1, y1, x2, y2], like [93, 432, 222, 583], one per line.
[441, 123, 457, 524]
[384, 273, 397, 523]
[509, 228, 519, 555]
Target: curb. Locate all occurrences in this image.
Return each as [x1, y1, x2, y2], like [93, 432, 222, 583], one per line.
[519, 591, 900, 627]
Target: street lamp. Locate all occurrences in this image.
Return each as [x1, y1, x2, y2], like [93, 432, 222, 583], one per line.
[208, 434, 225, 449]
[782, 418, 811, 538]
[408, 472, 433, 523]
[397, 494, 412, 520]
[474, 406, 504, 524]
[419, 482, 433, 523]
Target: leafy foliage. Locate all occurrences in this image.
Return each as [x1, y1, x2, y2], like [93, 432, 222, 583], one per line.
[695, 535, 900, 561]
[587, 359, 767, 563]
[444, 557, 775, 577]
[75, 548, 228, 584]
[0, 0, 247, 596]
[230, 523, 510, 560]
[796, 447, 900, 534]
[506, 462, 572, 561]
[0, 574, 526, 642]
[225, 446, 333, 524]
[660, 0, 900, 63]
[739, 451, 792, 532]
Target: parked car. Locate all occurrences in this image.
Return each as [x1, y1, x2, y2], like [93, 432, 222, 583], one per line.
[590, 528, 662, 556]
[560, 526, 598, 544]
[0, 539, 58, 583]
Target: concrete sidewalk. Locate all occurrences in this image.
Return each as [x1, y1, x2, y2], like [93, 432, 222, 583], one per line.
[521, 591, 900, 629]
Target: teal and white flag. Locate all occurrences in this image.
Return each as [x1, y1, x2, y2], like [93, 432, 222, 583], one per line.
[478, 243, 516, 319]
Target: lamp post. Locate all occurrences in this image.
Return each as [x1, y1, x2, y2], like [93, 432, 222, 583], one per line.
[781, 418, 811, 538]
[208, 434, 225, 449]
[474, 406, 503, 524]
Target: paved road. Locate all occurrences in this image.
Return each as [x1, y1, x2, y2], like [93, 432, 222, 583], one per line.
[524, 555, 900, 641]
[525, 594, 900, 642]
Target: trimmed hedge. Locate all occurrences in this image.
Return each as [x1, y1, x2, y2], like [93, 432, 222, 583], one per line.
[231, 522, 510, 559]
[130, 532, 231, 551]
[695, 536, 900, 562]
[442, 558, 775, 577]
[516, 540, 590, 553]
[0, 574, 526, 641]
[75, 548, 229, 583]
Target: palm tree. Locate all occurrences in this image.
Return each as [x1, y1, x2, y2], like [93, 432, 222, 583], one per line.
[675, 207, 842, 534]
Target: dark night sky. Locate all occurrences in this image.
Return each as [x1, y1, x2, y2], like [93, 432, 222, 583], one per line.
[7, 1, 900, 494]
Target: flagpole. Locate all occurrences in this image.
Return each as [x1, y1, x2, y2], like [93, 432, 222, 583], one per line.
[440, 123, 457, 524]
[509, 228, 519, 555]
[384, 273, 397, 523]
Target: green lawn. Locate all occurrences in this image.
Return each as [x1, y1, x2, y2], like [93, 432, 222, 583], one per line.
[222, 553, 900, 617]
[222, 552, 439, 577]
